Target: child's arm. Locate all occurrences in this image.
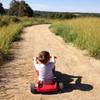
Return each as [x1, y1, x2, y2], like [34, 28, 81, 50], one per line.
[33, 57, 38, 65]
[33, 57, 39, 75]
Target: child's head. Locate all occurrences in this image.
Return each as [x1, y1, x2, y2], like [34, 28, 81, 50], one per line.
[38, 51, 50, 64]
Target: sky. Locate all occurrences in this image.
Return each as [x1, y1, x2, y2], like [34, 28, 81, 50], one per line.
[1, 0, 100, 13]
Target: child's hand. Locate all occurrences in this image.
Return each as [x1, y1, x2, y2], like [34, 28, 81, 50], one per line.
[33, 57, 36, 60]
[51, 56, 57, 59]
[50, 56, 57, 63]
[54, 56, 57, 59]
[33, 57, 38, 64]
[33, 57, 38, 61]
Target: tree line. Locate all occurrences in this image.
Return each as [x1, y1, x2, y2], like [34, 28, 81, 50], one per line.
[33, 11, 76, 19]
[0, 0, 100, 18]
[0, 0, 33, 17]
[0, 0, 76, 18]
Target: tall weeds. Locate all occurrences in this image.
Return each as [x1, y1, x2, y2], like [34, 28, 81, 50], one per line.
[0, 16, 51, 60]
[50, 17, 100, 58]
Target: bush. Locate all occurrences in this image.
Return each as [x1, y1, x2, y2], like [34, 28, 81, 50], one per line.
[0, 16, 21, 27]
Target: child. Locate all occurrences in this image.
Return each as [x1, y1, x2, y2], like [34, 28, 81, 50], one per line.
[33, 51, 56, 87]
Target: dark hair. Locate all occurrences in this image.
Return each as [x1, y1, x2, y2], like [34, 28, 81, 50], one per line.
[38, 51, 50, 64]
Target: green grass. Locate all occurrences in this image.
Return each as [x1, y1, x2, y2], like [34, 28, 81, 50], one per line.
[50, 17, 100, 58]
[0, 24, 22, 55]
[0, 16, 51, 60]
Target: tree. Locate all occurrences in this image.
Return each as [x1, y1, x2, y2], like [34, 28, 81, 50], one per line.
[8, 0, 20, 16]
[9, 0, 33, 17]
[19, 0, 33, 17]
[0, 2, 5, 15]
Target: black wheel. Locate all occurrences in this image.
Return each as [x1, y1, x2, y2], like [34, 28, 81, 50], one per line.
[30, 83, 37, 94]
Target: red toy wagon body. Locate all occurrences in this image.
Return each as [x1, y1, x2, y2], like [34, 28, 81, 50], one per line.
[37, 81, 58, 92]
[31, 79, 63, 94]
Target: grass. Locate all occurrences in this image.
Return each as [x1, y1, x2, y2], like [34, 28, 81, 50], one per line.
[0, 24, 22, 56]
[50, 17, 100, 58]
[0, 16, 51, 60]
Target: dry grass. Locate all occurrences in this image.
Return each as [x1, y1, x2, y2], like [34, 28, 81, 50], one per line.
[0, 16, 51, 59]
[50, 17, 100, 58]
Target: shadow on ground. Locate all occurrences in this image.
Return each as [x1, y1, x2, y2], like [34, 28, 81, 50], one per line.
[55, 71, 93, 93]
[35, 71, 93, 95]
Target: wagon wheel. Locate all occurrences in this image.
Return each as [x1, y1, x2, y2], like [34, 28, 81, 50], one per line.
[30, 83, 37, 94]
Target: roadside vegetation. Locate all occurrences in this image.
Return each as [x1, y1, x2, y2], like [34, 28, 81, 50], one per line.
[0, 16, 51, 61]
[50, 17, 100, 58]
[1, 0, 100, 62]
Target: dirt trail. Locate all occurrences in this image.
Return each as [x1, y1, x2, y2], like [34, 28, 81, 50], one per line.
[0, 24, 100, 100]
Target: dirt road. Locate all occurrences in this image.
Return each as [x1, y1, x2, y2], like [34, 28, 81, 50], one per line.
[0, 24, 100, 100]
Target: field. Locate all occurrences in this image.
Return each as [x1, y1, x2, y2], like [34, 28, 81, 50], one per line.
[1, 16, 100, 61]
[50, 17, 100, 58]
[1, 19, 100, 100]
[0, 16, 51, 61]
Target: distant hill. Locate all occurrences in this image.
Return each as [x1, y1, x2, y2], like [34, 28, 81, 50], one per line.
[4, 8, 100, 19]
[33, 10, 100, 18]
[33, 10, 76, 19]
[72, 12, 100, 17]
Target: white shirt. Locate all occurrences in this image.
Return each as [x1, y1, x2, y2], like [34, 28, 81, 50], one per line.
[34, 62, 55, 82]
